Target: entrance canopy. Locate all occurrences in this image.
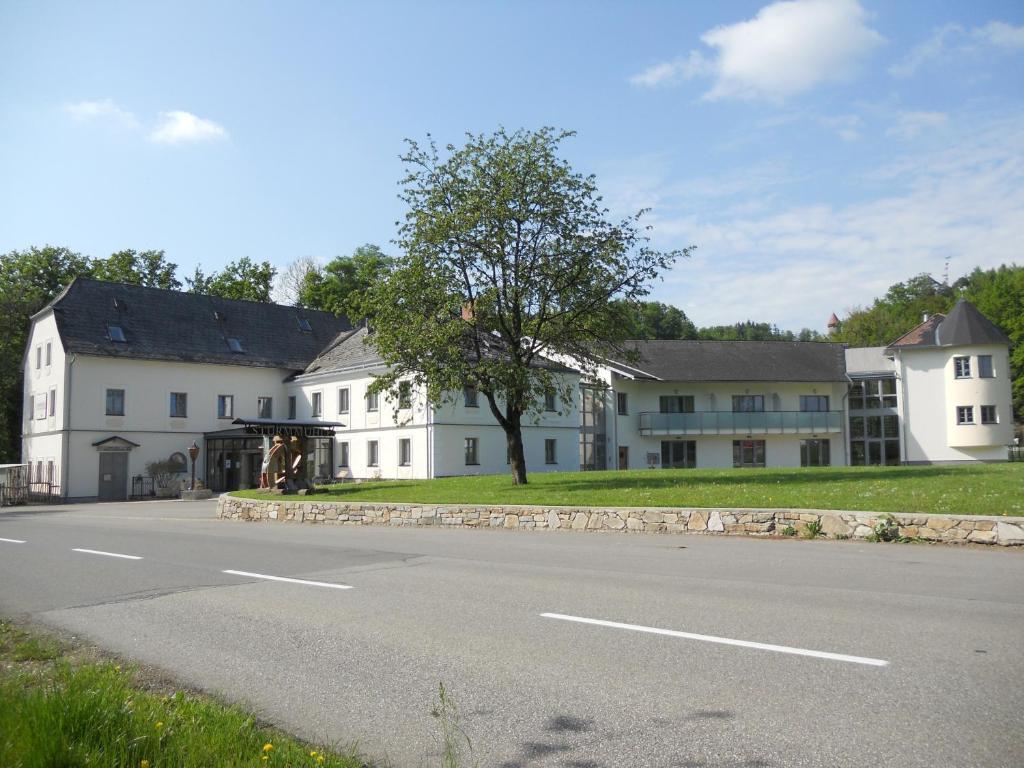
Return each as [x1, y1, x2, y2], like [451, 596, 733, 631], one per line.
[223, 418, 345, 438]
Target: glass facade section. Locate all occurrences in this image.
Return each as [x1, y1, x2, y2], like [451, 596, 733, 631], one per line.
[849, 376, 900, 466]
[579, 386, 606, 470]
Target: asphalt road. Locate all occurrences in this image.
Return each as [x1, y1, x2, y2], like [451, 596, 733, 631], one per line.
[1, 500, 1022, 768]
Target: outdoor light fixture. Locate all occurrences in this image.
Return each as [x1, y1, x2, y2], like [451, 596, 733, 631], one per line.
[188, 441, 200, 490]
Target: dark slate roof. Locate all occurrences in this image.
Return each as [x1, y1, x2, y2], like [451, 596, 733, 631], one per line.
[608, 340, 848, 382]
[42, 277, 350, 370]
[888, 300, 1008, 349]
[302, 326, 382, 375]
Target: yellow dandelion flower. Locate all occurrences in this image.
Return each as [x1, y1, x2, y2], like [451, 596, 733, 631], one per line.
[317, 757, 324, 765]
[155, 721, 164, 730]
[261, 757, 269, 763]
[263, 743, 274, 753]
[141, 761, 150, 768]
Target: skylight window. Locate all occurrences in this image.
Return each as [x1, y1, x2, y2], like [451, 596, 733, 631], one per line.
[297, 317, 313, 332]
[107, 325, 127, 343]
[227, 337, 244, 353]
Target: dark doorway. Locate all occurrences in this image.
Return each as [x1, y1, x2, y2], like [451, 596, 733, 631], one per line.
[98, 452, 128, 501]
[618, 446, 629, 470]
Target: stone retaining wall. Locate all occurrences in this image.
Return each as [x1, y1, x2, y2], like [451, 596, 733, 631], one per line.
[217, 495, 1024, 546]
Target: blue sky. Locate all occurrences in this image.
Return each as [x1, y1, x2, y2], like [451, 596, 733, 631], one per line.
[2, 0, 1022, 331]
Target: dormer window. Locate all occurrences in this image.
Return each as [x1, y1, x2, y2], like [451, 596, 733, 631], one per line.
[113, 298, 127, 311]
[297, 317, 313, 332]
[227, 337, 244, 353]
[107, 325, 127, 343]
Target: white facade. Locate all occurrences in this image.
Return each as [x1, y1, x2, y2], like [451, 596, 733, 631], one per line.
[585, 368, 848, 470]
[22, 308, 297, 499]
[288, 366, 580, 480]
[894, 344, 1013, 463]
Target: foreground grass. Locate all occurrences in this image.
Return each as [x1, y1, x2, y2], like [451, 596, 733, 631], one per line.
[237, 463, 1024, 515]
[0, 620, 369, 768]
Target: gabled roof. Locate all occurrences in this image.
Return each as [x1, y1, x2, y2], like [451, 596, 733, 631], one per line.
[43, 277, 350, 371]
[887, 299, 1008, 350]
[607, 340, 848, 383]
[302, 326, 382, 375]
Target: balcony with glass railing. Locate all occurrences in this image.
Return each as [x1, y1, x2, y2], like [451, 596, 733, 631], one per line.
[638, 410, 843, 436]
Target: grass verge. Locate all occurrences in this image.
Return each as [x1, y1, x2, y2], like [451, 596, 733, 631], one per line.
[0, 619, 369, 768]
[234, 463, 1024, 516]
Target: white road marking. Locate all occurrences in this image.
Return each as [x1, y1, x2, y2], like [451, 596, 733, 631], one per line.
[72, 548, 143, 560]
[222, 570, 353, 590]
[0, 537, 26, 544]
[541, 613, 889, 667]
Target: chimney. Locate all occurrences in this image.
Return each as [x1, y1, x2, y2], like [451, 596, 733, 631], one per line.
[922, 312, 929, 322]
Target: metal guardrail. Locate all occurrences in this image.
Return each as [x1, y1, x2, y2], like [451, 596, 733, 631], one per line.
[131, 475, 156, 499]
[638, 410, 844, 436]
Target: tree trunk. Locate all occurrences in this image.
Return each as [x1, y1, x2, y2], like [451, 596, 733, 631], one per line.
[505, 417, 528, 486]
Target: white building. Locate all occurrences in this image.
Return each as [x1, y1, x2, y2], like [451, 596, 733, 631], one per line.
[21, 278, 349, 501]
[286, 326, 581, 480]
[580, 340, 849, 470]
[21, 280, 1015, 501]
[845, 300, 1014, 464]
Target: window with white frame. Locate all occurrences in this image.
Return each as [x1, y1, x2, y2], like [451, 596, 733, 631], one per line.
[288, 395, 297, 420]
[338, 387, 350, 414]
[45, 342, 52, 366]
[545, 439, 557, 464]
[544, 391, 557, 411]
[35, 346, 41, 369]
[366, 390, 379, 412]
[953, 356, 971, 378]
[398, 438, 411, 466]
[48, 388, 56, 417]
[463, 384, 478, 407]
[217, 394, 234, 419]
[956, 405, 974, 425]
[311, 391, 323, 417]
[106, 388, 125, 416]
[980, 405, 997, 424]
[367, 440, 379, 467]
[257, 396, 273, 419]
[339, 441, 350, 468]
[169, 392, 187, 418]
[34, 394, 46, 420]
[464, 437, 479, 465]
[398, 381, 412, 409]
[978, 355, 994, 378]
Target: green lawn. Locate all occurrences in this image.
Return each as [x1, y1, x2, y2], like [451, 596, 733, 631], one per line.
[236, 463, 1024, 516]
[0, 620, 370, 768]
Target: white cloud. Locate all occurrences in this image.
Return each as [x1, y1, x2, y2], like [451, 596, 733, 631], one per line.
[891, 20, 1024, 77]
[631, 0, 883, 101]
[886, 111, 948, 139]
[149, 110, 228, 144]
[819, 113, 863, 141]
[973, 21, 1024, 50]
[609, 114, 1024, 330]
[629, 51, 712, 88]
[63, 99, 138, 129]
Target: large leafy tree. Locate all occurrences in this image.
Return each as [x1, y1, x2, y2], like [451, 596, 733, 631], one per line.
[0, 246, 93, 462]
[92, 249, 182, 289]
[186, 257, 276, 302]
[615, 300, 698, 340]
[364, 127, 687, 484]
[298, 244, 394, 319]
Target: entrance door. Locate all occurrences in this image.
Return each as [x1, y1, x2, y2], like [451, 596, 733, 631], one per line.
[618, 446, 629, 470]
[98, 452, 128, 501]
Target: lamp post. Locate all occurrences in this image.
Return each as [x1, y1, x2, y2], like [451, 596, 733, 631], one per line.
[188, 441, 200, 491]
